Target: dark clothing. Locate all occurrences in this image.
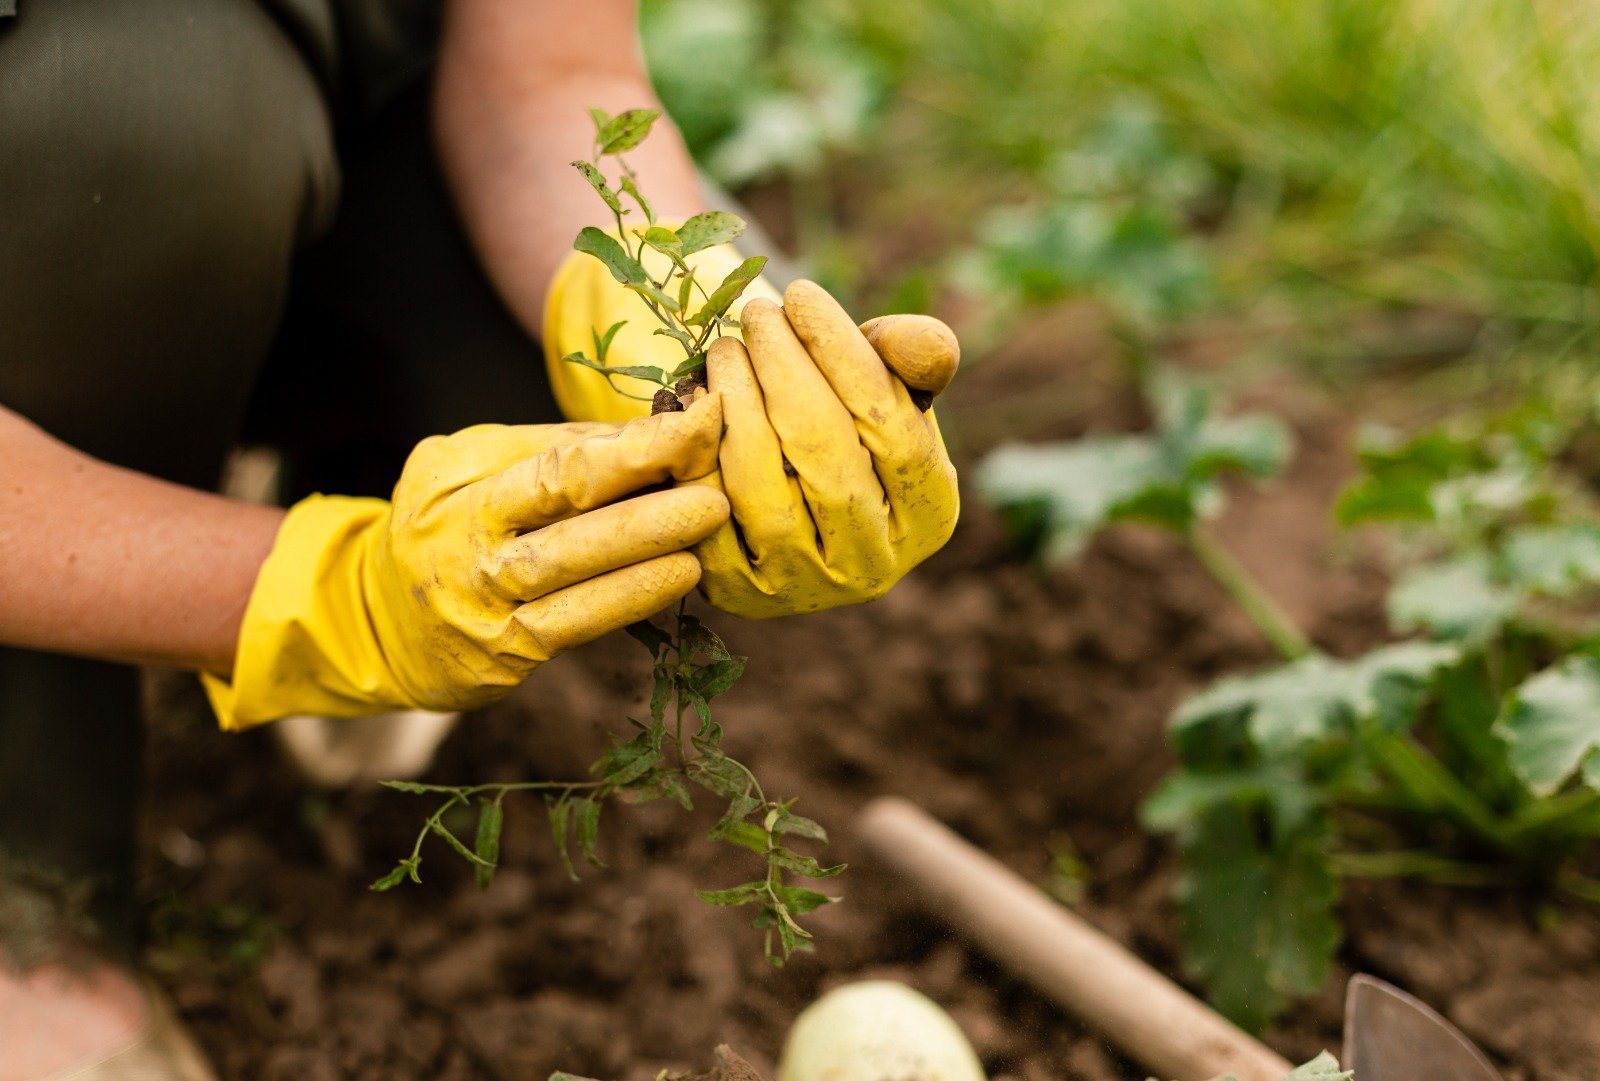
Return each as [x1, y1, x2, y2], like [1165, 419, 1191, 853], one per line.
[0, 0, 558, 951]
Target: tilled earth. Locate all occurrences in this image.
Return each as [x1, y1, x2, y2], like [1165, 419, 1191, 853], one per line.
[140, 313, 1600, 1080]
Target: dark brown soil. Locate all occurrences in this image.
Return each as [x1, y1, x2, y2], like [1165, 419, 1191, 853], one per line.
[139, 307, 1600, 1081]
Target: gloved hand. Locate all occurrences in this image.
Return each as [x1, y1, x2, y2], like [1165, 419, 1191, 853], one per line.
[203, 397, 727, 731]
[543, 238, 781, 423]
[544, 229, 960, 617]
[693, 281, 961, 617]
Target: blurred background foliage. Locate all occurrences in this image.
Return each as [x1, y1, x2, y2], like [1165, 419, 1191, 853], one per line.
[642, 0, 1600, 384]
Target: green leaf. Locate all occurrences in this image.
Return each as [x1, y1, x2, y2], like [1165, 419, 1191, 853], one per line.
[547, 796, 577, 881]
[639, 224, 683, 259]
[380, 780, 433, 794]
[570, 160, 622, 214]
[1172, 642, 1460, 756]
[1141, 762, 1321, 836]
[691, 755, 750, 800]
[428, 819, 493, 868]
[774, 884, 837, 915]
[573, 796, 604, 868]
[685, 256, 768, 326]
[591, 320, 625, 364]
[474, 800, 503, 891]
[370, 857, 420, 892]
[769, 848, 846, 878]
[1335, 427, 1485, 527]
[772, 807, 829, 843]
[1495, 655, 1600, 797]
[1177, 803, 1340, 1032]
[1503, 522, 1600, 595]
[626, 280, 682, 313]
[624, 619, 671, 657]
[1281, 1054, 1352, 1081]
[573, 227, 647, 285]
[595, 730, 663, 787]
[595, 108, 660, 155]
[1388, 556, 1517, 642]
[692, 657, 747, 700]
[976, 382, 1290, 562]
[670, 354, 708, 380]
[696, 881, 767, 907]
[711, 819, 770, 854]
[619, 175, 654, 224]
[563, 353, 672, 387]
[675, 210, 747, 256]
[586, 108, 611, 132]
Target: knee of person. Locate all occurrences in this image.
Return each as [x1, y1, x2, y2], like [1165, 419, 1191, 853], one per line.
[0, 0, 340, 283]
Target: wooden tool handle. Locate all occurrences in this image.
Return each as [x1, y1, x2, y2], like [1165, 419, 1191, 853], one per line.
[855, 797, 1293, 1081]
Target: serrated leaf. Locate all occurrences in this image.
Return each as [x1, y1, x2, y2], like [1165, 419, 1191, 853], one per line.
[1177, 803, 1340, 1032]
[772, 808, 828, 843]
[573, 797, 604, 868]
[595, 108, 660, 155]
[692, 658, 747, 700]
[571, 160, 622, 213]
[675, 210, 746, 256]
[474, 800, 503, 891]
[769, 848, 846, 878]
[711, 819, 770, 854]
[1495, 655, 1600, 796]
[547, 796, 577, 881]
[685, 256, 767, 326]
[573, 226, 647, 285]
[1389, 556, 1517, 641]
[692, 755, 750, 799]
[595, 730, 663, 787]
[696, 881, 766, 907]
[1172, 642, 1459, 756]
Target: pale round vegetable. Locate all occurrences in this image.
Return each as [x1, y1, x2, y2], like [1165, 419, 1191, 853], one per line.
[777, 980, 988, 1081]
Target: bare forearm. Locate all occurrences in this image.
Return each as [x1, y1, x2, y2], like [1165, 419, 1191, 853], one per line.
[434, 0, 706, 335]
[0, 407, 282, 674]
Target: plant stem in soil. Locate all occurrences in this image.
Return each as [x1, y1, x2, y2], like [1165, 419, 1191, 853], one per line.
[1185, 523, 1312, 661]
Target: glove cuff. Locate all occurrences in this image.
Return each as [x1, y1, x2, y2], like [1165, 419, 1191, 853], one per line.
[542, 236, 780, 424]
[203, 494, 409, 731]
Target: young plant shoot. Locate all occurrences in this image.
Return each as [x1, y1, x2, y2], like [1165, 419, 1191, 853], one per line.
[375, 108, 838, 969]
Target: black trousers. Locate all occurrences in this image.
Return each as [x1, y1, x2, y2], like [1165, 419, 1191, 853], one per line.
[0, 0, 560, 952]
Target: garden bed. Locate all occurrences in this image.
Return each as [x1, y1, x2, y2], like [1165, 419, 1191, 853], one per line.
[138, 311, 1600, 1081]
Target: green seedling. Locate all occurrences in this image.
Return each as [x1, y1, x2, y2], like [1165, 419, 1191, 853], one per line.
[982, 368, 1600, 1029]
[376, 108, 837, 968]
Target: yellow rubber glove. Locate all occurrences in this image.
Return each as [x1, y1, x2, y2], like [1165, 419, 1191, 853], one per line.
[693, 281, 961, 618]
[203, 397, 727, 731]
[542, 238, 781, 423]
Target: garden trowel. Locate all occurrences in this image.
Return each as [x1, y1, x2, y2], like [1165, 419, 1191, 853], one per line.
[1342, 973, 1503, 1080]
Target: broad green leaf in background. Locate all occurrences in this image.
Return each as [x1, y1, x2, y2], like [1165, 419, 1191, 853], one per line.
[1176, 804, 1340, 1033]
[1388, 556, 1517, 642]
[1503, 522, 1600, 595]
[1171, 641, 1460, 756]
[573, 227, 648, 286]
[1150, 1051, 1350, 1081]
[977, 373, 1290, 561]
[1495, 655, 1600, 796]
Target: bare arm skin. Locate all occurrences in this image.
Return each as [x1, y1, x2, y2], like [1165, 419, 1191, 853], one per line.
[434, 0, 708, 335]
[0, 406, 283, 675]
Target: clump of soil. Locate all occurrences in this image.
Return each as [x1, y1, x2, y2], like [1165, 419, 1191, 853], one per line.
[139, 308, 1600, 1080]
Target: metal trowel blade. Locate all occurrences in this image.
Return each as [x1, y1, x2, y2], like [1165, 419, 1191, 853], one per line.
[1343, 973, 1504, 1081]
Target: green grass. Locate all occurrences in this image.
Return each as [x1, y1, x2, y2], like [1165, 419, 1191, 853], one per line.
[645, 0, 1600, 373]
